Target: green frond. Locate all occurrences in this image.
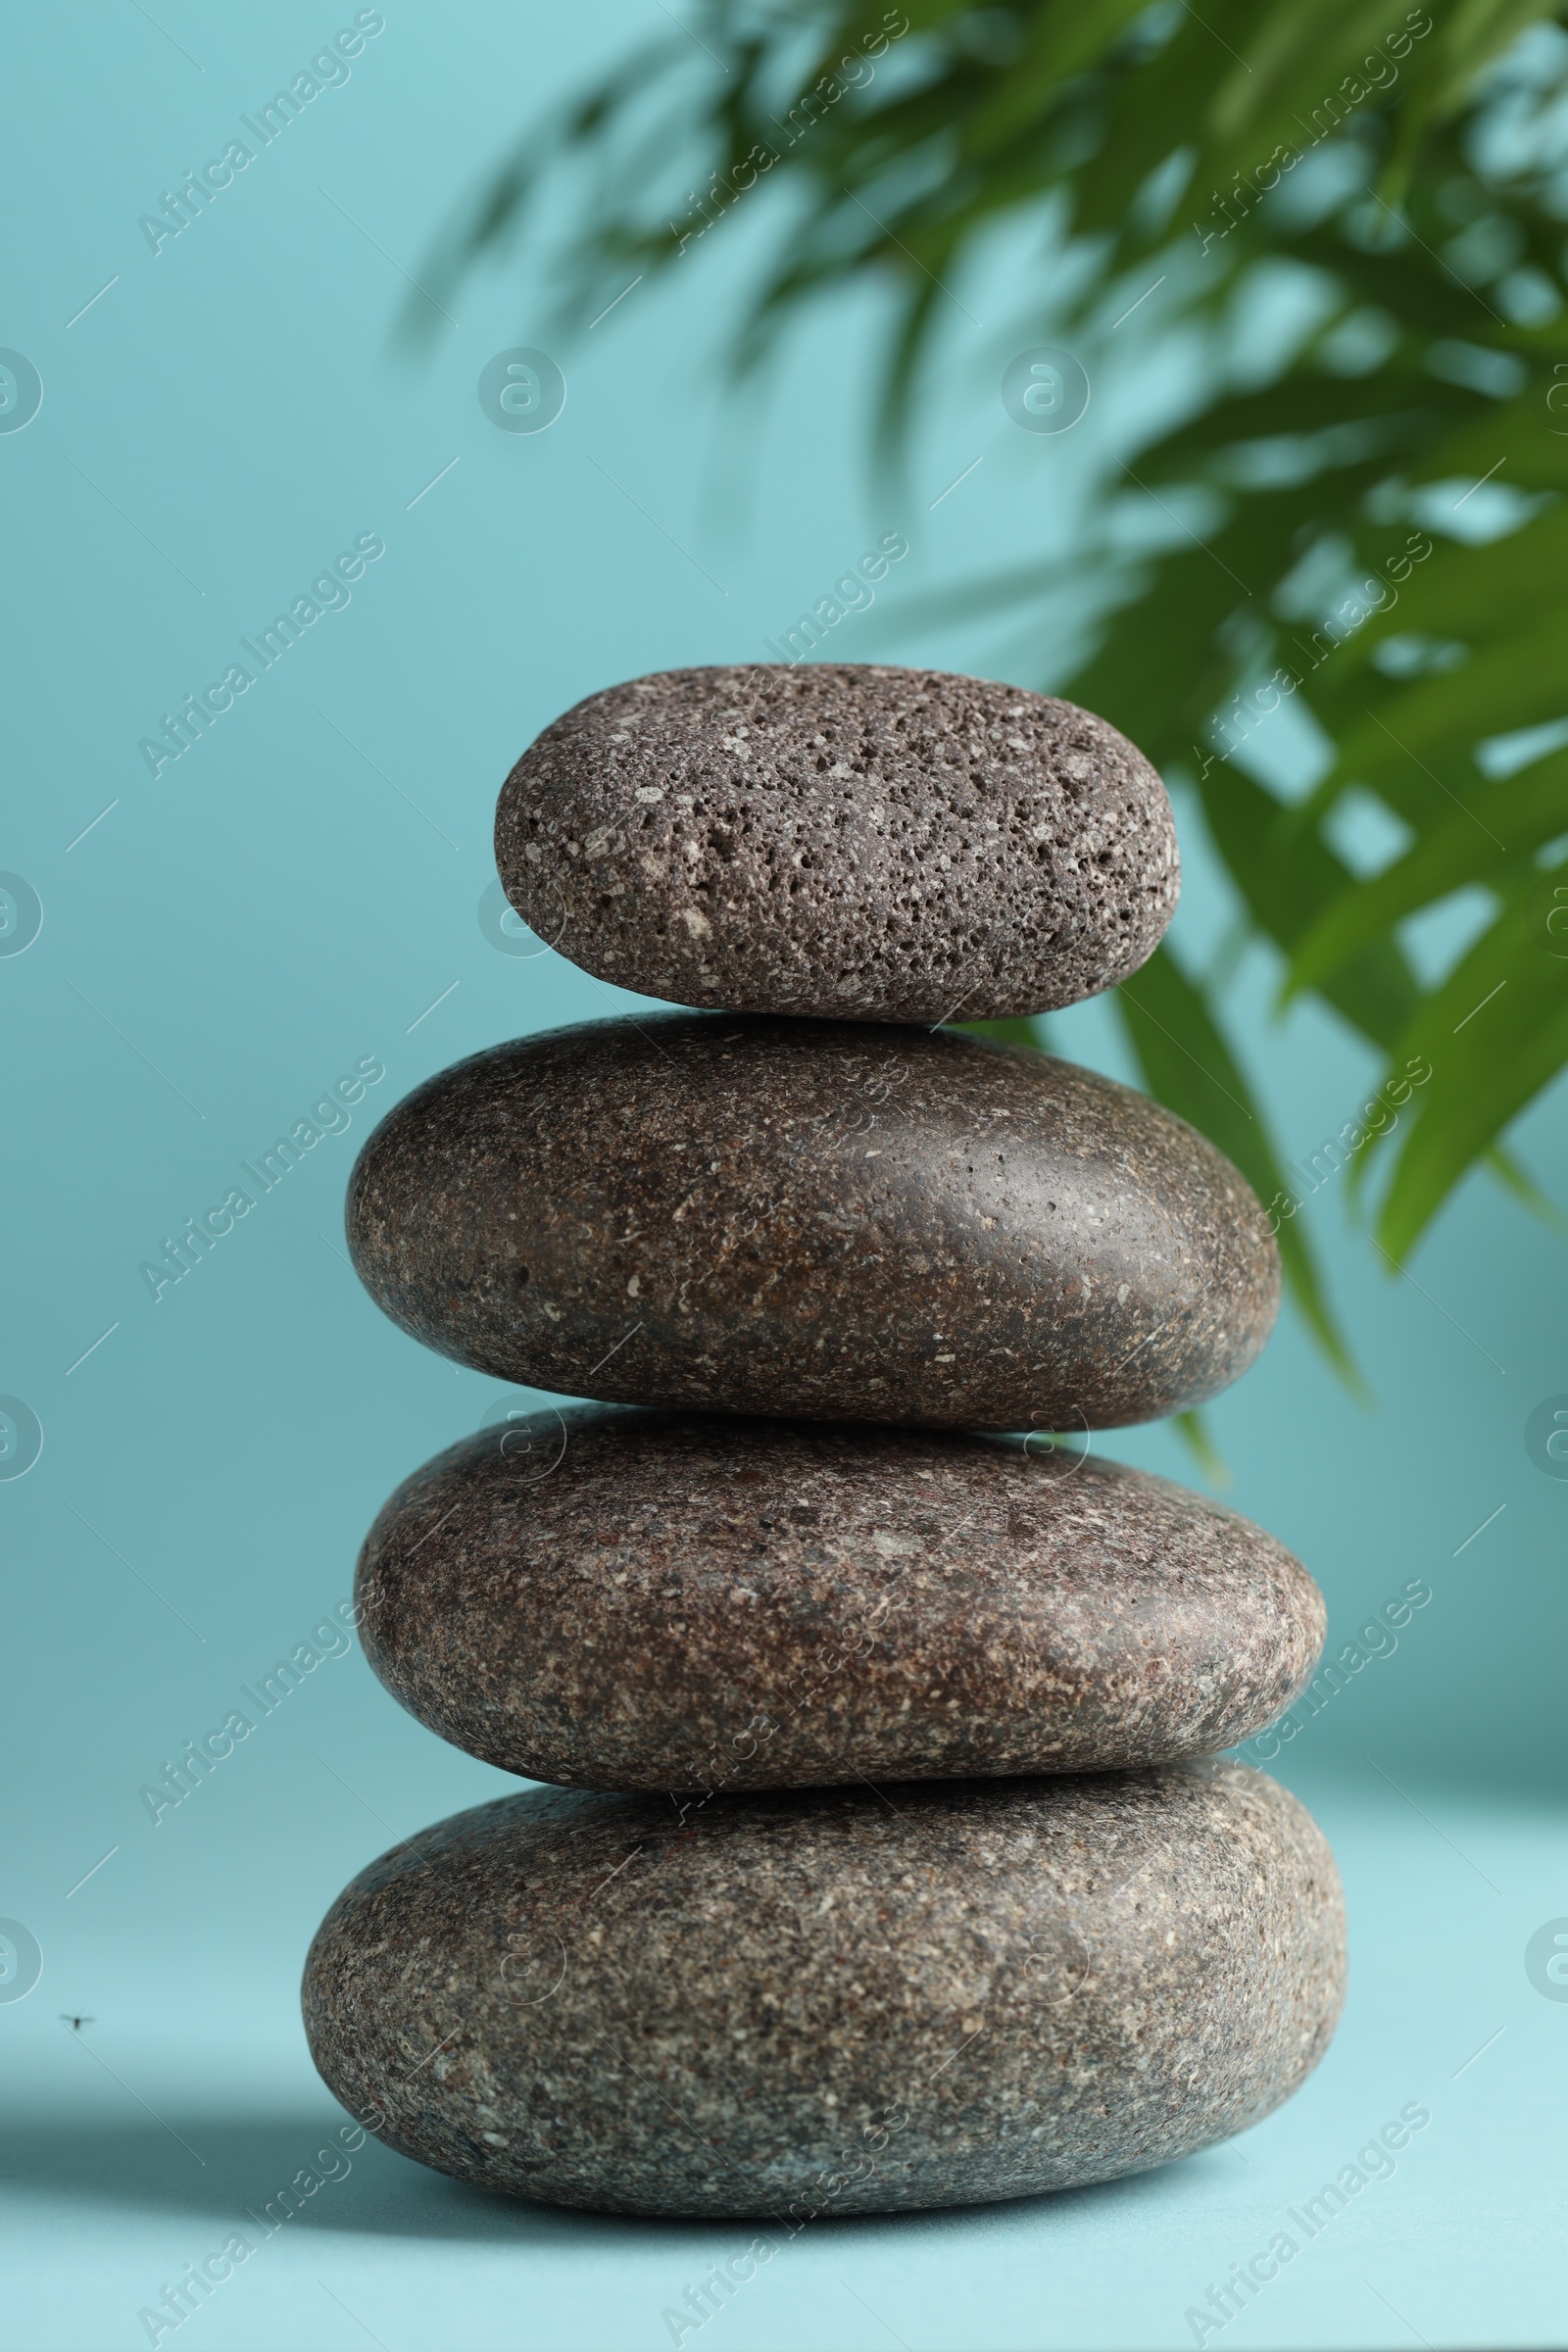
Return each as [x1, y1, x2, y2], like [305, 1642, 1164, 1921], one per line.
[422, 0, 1568, 1349]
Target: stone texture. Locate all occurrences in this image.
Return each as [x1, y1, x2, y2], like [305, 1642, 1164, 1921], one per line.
[357, 1411, 1325, 1789]
[494, 665, 1178, 1022]
[302, 1762, 1346, 2218]
[345, 1015, 1279, 1429]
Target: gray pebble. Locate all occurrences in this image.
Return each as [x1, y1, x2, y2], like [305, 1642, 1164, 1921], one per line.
[358, 1411, 1325, 1788]
[345, 1015, 1279, 1429]
[494, 665, 1178, 1021]
[302, 1762, 1346, 2217]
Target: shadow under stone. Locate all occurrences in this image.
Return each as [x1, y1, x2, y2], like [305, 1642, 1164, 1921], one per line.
[4, 2113, 611, 2245]
[3, 2109, 1185, 2248]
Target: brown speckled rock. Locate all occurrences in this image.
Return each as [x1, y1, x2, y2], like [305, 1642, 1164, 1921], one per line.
[357, 1411, 1325, 1789]
[302, 1762, 1345, 2217]
[345, 1016, 1278, 1429]
[495, 665, 1178, 1021]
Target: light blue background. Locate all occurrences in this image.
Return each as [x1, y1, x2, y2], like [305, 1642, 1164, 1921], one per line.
[2, 6, 1563, 2347]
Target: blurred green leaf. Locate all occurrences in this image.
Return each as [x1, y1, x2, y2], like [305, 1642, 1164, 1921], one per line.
[1172, 1407, 1230, 1486]
[1114, 943, 1360, 1384]
[957, 1014, 1054, 1054]
[1375, 877, 1568, 1256]
[1289, 748, 1568, 994]
[426, 0, 1568, 1358]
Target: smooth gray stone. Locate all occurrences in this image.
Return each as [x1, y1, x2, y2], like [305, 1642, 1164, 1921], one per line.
[302, 1763, 1346, 2218]
[345, 1015, 1280, 1430]
[494, 664, 1179, 1021]
[356, 1411, 1326, 1788]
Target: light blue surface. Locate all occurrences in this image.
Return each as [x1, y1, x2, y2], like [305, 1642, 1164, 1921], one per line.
[1, 1769, 1563, 2352]
[2, 7, 1565, 2347]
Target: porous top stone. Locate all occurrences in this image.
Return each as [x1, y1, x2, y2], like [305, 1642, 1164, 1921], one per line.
[302, 1762, 1346, 2218]
[494, 665, 1179, 1022]
[357, 1410, 1325, 1788]
[345, 1014, 1279, 1429]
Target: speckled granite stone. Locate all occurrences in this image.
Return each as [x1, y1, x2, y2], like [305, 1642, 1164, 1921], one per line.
[494, 665, 1178, 1022]
[345, 1015, 1278, 1429]
[302, 1762, 1345, 2217]
[357, 1411, 1324, 1788]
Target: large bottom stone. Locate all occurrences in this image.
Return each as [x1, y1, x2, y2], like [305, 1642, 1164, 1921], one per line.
[303, 1763, 1345, 2218]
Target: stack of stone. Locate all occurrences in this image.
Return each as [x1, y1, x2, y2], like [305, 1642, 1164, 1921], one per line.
[305, 665, 1345, 2222]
